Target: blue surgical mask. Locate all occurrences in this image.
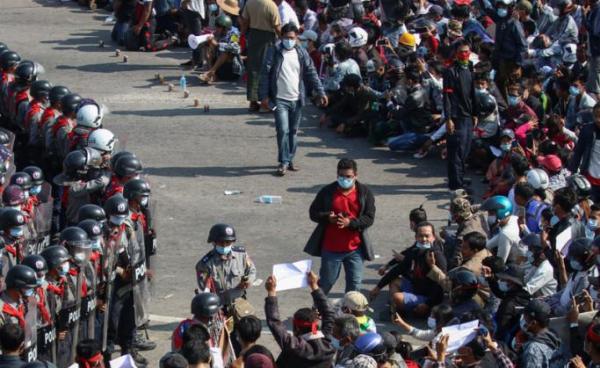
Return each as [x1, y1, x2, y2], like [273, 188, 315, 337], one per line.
[507, 95, 520, 107]
[500, 143, 512, 152]
[569, 86, 581, 96]
[282, 39, 296, 50]
[427, 317, 436, 329]
[550, 215, 560, 227]
[489, 69, 496, 80]
[300, 40, 308, 49]
[23, 191, 29, 200]
[91, 239, 102, 251]
[416, 241, 432, 249]
[527, 251, 535, 263]
[209, 3, 218, 12]
[497, 8, 508, 17]
[30, 185, 42, 196]
[36, 276, 45, 286]
[59, 262, 70, 276]
[417, 46, 429, 56]
[475, 87, 487, 95]
[588, 219, 598, 231]
[216, 245, 232, 255]
[10, 227, 24, 238]
[498, 280, 510, 292]
[570, 259, 583, 271]
[22, 289, 34, 298]
[337, 176, 355, 189]
[519, 315, 529, 332]
[110, 215, 126, 226]
[331, 337, 341, 350]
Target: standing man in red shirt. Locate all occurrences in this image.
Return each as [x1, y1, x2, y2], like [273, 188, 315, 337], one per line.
[304, 159, 375, 295]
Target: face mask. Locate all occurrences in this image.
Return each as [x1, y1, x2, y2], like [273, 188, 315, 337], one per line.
[36, 276, 45, 286]
[475, 87, 487, 95]
[507, 95, 520, 106]
[570, 259, 583, 271]
[331, 337, 341, 350]
[550, 215, 560, 227]
[519, 315, 529, 332]
[500, 143, 512, 152]
[527, 251, 535, 264]
[553, 7, 560, 16]
[417, 46, 429, 56]
[282, 39, 296, 50]
[10, 227, 24, 238]
[110, 215, 126, 226]
[91, 239, 102, 251]
[140, 197, 149, 208]
[427, 317, 436, 329]
[22, 191, 29, 200]
[59, 262, 70, 276]
[22, 289, 34, 298]
[569, 86, 581, 96]
[337, 176, 355, 189]
[487, 215, 497, 225]
[416, 241, 432, 249]
[73, 252, 86, 263]
[456, 50, 470, 62]
[300, 40, 308, 49]
[216, 245, 232, 255]
[497, 8, 508, 17]
[209, 3, 218, 12]
[498, 280, 510, 292]
[30, 185, 42, 196]
[489, 69, 496, 81]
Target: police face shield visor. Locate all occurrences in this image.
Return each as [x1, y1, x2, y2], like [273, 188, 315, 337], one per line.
[67, 240, 92, 264]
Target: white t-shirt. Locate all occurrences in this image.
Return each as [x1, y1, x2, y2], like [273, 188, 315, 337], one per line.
[276, 48, 301, 101]
[279, 0, 300, 27]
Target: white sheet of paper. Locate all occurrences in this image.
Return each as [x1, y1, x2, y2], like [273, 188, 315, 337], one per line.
[556, 225, 573, 255]
[273, 259, 312, 291]
[490, 145, 502, 157]
[110, 354, 138, 368]
[437, 320, 479, 353]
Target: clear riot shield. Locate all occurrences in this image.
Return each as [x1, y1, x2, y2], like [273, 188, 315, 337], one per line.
[23, 219, 37, 258]
[101, 233, 119, 353]
[23, 297, 38, 363]
[0, 128, 16, 152]
[37, 318, 57, 365]
[33, 200, 52, 254]
[128, 221, 149, 328]
[79, 261, 97, 340]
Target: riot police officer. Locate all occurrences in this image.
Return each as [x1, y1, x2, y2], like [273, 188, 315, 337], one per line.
[53, 150, 91, 227]
[77, 204, 106, 226]
[39, 86, 69, 173]
[0, 265, 38, 362]
[103, 154, 142, 202]
[9, 172, 33, 217]
[40, 245, 71, 367]
[46, 93, 80, 168]
[25, 81, 52, 161]
[0, 208, 27, 275]
[195, 224, 256, 307]
[22, 255, 55, 364]
[76, 219, 102, 342]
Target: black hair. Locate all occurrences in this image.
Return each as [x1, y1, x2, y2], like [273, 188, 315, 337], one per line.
[415, 221, 436, 235]
[514, 182, 535, 201]
[182, 323, 210, 345]
[541, 207, 553, 221]
[428, 60, 444, 76]
[293, 307, 318, 335]
[236, 315, 262, 344]
[76, 339, 101, 360]
[295, 0, 308, 10]
[337, 158, 358, 173]
[409, 206, 427, 224]
[335, 41, 353, 61]
[341, 73, 362, 89]
[511, 154, 530, 176]
[281, 22, 299, 35]
[431, 304, 455, 327]
[463, 231, 487, 252]
[523, 19, 537, 35]
[0, 324, 24, 352]
[181, 339, 212, 365]
[405, 65, 421, 83]
[478, 43, 494, 60]
[482, 256, 506, 274]
[591, 204, 600, 212]
[554, 187, 578, 213]
[395, 340, 413, 359]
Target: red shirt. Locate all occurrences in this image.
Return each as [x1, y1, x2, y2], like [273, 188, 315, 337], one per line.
[322, 187, 361, 253]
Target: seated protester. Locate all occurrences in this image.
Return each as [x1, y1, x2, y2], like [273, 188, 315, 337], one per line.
[568, 174, 593, 223]
[181, 339, 212, 368]
[469, 72, 500, 171]
[340, 291, 376, 334]
[545, 238, 595, 316]
[366, 60, 389, 94]
[332, 314, 360, 366]
[484, 131, 520, 198]
[546, 187, 586, 258]
[507, 154, 531, 214]
[369, 222, 447, 317]
[518, 300, 567, 368]
[392, 303, 456, 342]
[514, 182, 549, 235]
[125, 0, 177, 52]
[482, 196, 523, 264]
[234, 315, 275, 366]
[264, 272, 336, 368]
[586, 204, 600, 240]
[448, 269, 484, 317]
[484, 264, 531, 343]
[299, 31, 321, 73]
[545, 114, 577, 151]
[566, 74, 597, 130]
[526, 167, 554, 204]
[504, 82, 538, 130]
[377, 206, 427, 277]
[387, 65, 435, 152]
[421, 61, 444, 117]
[522, 234, 557, 297]
[75, 339, 104, 368]
[198, 15, 243, 84]
[111, 0, 135, 45]
[153, 0, 178, 36]
[324, 41, 361, 94]
[0, 323, 25, 368]
[524, 75, 549, 121]
[443, 196, 490, 269]
[380, 332, 408, 368]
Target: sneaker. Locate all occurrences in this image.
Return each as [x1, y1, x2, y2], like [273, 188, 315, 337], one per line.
[276, 164, 287, 176]
[248, 102, 260, 112]
[133, 333, 157, 351]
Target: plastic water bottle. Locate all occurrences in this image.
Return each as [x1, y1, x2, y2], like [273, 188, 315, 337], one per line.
[179, 75, 187, 91]
[256, 195, 282, 204]
[224, 190, 242, 195]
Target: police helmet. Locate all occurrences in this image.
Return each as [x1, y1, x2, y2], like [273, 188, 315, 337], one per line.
[110, 151, 135, 169]
[22, 254, 48, 274]
[40, 245, 70, 270]
[191, 292, 221, 317]
[0, 51, 20, 70]
[22, 166, 44, 186]
[53, 150, 88, 185]
[123, 179, 151, 200]
[14, 60, 38, 86]
[60, 93, 82, 115]
[77, 219, 103, 240]
[76, 101, 103, 129]
[207, 223, 236, 243]
[104, 194, 129, 217]
[77, 204, 106, 223]
[0, 208, 25, 229]
[30, 80, 52, 100]
[2, 185, 26, 206]
[0, 43, 7, 55]
[60, 226, 89, 246]
[5, 265, 38, 290]
[114, 155, 142, 178]
[49, 86, 70, 106]
[9, 172, 33, 190]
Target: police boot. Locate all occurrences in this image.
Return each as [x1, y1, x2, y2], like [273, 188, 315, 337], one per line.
[133, 330, 157, 351]
[123, 348, 148, 367]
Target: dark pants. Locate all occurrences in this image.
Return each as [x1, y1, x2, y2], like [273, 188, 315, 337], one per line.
[447, 118, 473, 190]
[592, 184, 600, 203]
[180, 9, 203, 64]
[108, 283, 136, 351]
[246, 29, 276, 102]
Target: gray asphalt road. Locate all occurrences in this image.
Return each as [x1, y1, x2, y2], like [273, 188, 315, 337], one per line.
[0, 1, 458, 365]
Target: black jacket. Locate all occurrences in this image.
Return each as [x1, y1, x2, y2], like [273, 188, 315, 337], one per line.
[304, 181, 376, 261]
[569, 123, 599, 174]
[265, 289, 336, 368]
[0, 355, 24, 368]
[488, 280, 530, 341]
[443, 64, 476, 122]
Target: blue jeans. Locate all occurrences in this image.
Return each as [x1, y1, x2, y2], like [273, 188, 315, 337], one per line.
[388, 132, 429, 151]
[274, 99, 302, 166]
[319, 249, 363, 295]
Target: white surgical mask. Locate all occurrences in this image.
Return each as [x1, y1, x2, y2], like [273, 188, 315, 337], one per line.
[140, 197, 149, 207]
[59, 262, 70, 276]
[487, 215, 497, 225]
[427, 317, 436, 329]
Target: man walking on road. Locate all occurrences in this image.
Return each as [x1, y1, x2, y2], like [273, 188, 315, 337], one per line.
[240, 0, 281, 112]
[259, 23, 327, 176]
[304, 159, 375, 295]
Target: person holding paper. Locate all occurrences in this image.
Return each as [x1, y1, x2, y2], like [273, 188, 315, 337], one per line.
[304, 158, 376, 295]
[546, 187, 585, 265]
[264, 271, 336, 368]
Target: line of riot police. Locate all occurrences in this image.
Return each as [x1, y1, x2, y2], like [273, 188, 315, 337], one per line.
[0, 42, 158, 368]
